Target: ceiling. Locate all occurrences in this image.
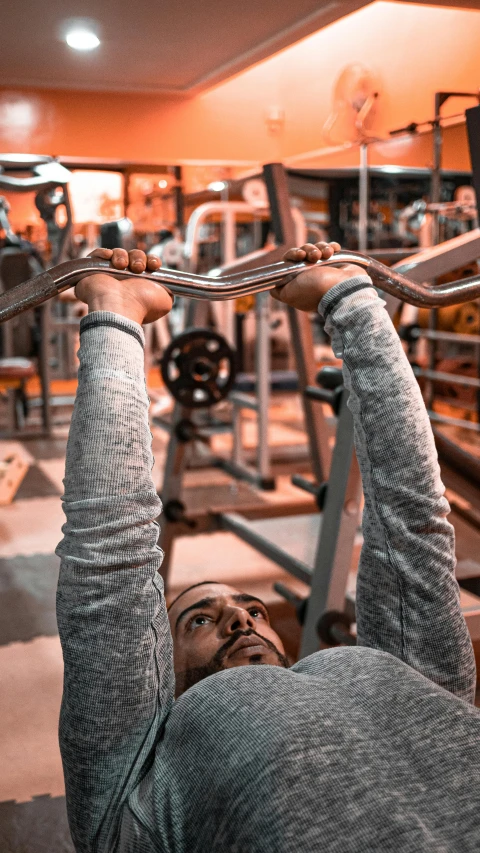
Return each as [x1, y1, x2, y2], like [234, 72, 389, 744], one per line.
[2, 0, 480, 97]
[0, 0, 368, 96]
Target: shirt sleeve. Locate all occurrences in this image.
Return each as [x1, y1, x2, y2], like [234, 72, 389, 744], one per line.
[320, 278, 477, 704]
[55, 312, 175, 853]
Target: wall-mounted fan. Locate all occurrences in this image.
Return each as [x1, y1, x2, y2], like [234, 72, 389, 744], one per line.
[323, 63, 381, 145]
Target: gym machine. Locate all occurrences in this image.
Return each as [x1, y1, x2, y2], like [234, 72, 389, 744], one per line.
[156, 165, 337, 589]
[391, 96, 480, 437]
[0, 154, 74, 436]
[179, 167, 320, 491]
[387, 107, 480, 459]
[2, 162, 480, 655]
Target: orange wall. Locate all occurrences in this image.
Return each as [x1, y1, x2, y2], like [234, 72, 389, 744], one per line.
[0, 2, 480, 168]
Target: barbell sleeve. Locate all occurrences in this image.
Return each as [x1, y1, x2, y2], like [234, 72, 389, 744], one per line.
[1, 251, 480, 324]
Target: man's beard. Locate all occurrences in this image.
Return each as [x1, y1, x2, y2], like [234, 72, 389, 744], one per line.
[177, 628, 289, 695]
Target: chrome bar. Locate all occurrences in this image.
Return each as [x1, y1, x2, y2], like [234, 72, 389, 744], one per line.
[2, 251, 480, 324]
[428, 410, 480, 432]
[412, 367, 480, 389]
[412, 329, 480, 345]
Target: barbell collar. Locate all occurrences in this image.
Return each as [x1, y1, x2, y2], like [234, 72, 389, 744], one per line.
[1, 251, 480, 324]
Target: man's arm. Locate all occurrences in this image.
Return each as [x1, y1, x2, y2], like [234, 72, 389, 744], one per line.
[321, 277, 476, 703]
[56, 255, 175, 852]
[274, 241, 476, 703]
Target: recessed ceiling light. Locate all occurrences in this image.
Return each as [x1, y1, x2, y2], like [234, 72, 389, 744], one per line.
[158, 179, 168, 189]
[66, 30, 100, 51]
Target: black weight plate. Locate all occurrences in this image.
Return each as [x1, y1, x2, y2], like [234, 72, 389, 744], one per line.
[161, 328, 237, 408]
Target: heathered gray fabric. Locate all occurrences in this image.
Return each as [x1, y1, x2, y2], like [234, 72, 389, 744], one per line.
[56, 285, 480, 853]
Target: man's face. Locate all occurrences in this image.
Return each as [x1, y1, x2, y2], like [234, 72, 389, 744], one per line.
[168, 583, 288, 698]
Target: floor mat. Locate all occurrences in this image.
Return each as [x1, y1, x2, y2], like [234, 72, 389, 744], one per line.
[0, 796, 73, 853]
[14, 465, 62, 501]
[0, 554, 60, 645]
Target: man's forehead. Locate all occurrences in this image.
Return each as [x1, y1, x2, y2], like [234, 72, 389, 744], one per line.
[168, 583, 239, 617]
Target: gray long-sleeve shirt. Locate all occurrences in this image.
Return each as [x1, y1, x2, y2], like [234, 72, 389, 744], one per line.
[56, 279, 480, 853]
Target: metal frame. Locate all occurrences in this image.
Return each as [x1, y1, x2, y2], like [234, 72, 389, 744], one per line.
[218, 384, 362, 659]
[299, 389, 362, 658]
[410, 328, 480, 432]
[176, 166, 328, 491]
[385, 230, 480, 433]
[0, 155, 75, 437]
[155, 163, 361, 659]
[263, 163, 331, 484]
[229, 290, 274, 487]
[157, 164, 332, 579]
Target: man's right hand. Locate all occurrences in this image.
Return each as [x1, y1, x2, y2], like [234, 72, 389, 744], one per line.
[75, 248, 173, 325]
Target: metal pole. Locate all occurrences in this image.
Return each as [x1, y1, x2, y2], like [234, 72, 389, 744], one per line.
[358, 143, 369, 253]
[263, 163, 331, 483]
[157, 401, 191, 586]
[255, 291, 271, 481]
[38, 303, 52, 434]
[299, 395, 362, 659]
[288, 307, 331, 482]
[426, 93, 443, 410]
[171, 165, 184, 231]
[431, 93, 443, 237]
[222, 205, 236, 346]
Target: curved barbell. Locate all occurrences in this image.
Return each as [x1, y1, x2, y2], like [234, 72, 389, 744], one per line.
[1, 250, 480, 325]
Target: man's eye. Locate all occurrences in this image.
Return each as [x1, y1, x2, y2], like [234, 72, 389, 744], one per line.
[249, 608, 265, 619]
[189, 614, 211, 629]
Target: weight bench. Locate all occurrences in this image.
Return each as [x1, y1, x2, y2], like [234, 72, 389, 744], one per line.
[0, 357, 36, 431]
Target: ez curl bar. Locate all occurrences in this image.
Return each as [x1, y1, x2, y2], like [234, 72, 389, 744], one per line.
[1, 250, 480, 324]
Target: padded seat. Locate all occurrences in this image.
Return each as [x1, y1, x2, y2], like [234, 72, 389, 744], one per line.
[0, 358, 35, 432]
[0, 358, 36, 381]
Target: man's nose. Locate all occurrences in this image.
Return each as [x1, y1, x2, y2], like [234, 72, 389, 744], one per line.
[224, 607, 256, 634]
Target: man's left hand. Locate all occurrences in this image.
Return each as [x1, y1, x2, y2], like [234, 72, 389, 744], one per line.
[271, 242, 364, 312]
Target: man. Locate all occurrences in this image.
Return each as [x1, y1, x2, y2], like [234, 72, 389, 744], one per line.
[56, 242, 480, 853]
[167, 581, 290, 697]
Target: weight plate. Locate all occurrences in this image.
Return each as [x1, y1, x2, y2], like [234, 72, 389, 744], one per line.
[161, 328, 237, 408]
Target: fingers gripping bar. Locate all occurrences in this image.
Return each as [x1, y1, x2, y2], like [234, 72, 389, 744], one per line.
[1, 251, 480, 324]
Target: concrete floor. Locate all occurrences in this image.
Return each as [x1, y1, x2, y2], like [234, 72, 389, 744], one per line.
[1, 395, 480, 851]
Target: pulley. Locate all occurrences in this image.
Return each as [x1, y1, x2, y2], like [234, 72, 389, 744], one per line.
[160, 328, 236, 408]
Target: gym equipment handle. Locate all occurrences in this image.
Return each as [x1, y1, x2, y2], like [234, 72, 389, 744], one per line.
[1, 251, 480, 324]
